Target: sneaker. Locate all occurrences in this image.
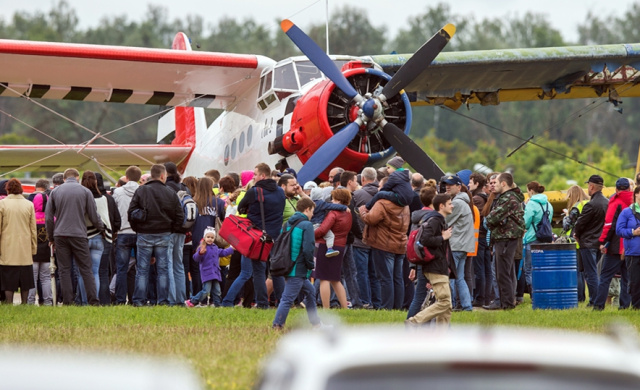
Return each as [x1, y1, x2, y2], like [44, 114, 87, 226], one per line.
[326, 248, 340, 258]
[185, 300, 195, 308]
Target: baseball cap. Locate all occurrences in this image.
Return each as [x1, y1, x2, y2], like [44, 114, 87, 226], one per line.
[441, 175, 462, 186]
[585, 175, 604, 186]
[303, 181, 318, 191]
[616, 177, 630, 190]
[277, 168, 297, 178]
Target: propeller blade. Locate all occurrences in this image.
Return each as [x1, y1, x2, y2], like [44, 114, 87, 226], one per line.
[281, 19, 360, 100]
[381, 121, 444, 180]
[380, 24, 455, 100]
[297, 121, 361, 184]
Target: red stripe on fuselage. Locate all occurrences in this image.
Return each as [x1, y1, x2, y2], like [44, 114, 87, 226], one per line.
[0, 40, 258, 68]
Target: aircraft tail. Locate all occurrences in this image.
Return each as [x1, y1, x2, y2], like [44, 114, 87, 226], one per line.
[156, 32, 208, 172]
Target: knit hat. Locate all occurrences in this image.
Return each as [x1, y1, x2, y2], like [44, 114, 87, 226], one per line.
[387, 156, 404, 170]
[241, 170, 253, 187]
[203, 226, 216, 237]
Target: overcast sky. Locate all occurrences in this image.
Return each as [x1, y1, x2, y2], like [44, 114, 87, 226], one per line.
[2, 0, 636, 44]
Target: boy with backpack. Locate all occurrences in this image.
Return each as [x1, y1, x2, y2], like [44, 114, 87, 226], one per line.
[272, 198, 321, 330]
[405, 194, 454, 328]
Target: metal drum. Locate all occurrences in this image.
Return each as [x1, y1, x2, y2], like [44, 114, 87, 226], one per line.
[531, 243, 578, 309]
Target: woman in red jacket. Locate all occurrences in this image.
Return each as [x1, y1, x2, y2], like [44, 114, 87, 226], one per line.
[315, 189, 352, 309]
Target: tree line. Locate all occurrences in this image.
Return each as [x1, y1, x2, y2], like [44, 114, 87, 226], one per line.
[1, 1, 639, 188]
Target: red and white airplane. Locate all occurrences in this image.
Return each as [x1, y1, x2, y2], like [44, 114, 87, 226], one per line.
[1, 20, 640, 183]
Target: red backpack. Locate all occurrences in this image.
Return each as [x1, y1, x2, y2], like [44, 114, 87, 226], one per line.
[406, 216, 435, 265]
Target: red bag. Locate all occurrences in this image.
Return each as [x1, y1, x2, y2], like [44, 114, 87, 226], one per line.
[406, 217, 435, 265]
[219, 215, 272, 261]
[218, 188, 273, 262]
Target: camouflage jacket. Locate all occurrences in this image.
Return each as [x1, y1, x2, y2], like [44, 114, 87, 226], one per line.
[485, 187, 525, 241]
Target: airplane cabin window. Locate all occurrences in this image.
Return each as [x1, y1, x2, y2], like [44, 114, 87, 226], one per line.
[274, 63, 298, 90]
[239, 131, 245, 153]
[247, 125, 253, 146]
[264, 72, 272, 95]
[224, 145, 230, 166]
[231, 138, 237, 159]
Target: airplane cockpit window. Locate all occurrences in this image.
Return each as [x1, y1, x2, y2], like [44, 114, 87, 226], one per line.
[273, 63, 298, 91]
[295, 60, 349, 87]
[296, 61, 322, 87]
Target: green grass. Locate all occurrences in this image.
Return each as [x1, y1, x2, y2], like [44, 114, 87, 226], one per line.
[0, 301, 638, 389]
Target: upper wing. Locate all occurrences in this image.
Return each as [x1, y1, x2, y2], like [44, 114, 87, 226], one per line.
[0, 144, 191, 175]
[371, 43, 640, 109]
[0, 37, 275, 109]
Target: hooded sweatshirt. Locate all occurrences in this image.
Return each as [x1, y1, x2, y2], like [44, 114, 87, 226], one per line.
[113, 181, 139, 235]
[445, 191, 476, 252]
[523, 193, 552, 245]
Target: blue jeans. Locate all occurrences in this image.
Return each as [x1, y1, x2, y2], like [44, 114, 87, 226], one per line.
[99, 239, 112, 305]
[133, 233, 171, 306]
[580, 248, 599, 305]
[191, 280, 222, 306]
[115, 234, 137, 304]
[523, 241, 539, 288]
[371, 248, 404, 310]
[407, 265, 428, 318]
[594, 253, 630, 309]
[353, 246, 381, 307]
[167, 232, 186, 306]
[273, 277, 320, 328]
[473, 238, 493, 305]
[75, 235, 104, 305]
[221, 255, 268, 308]
[272, 275, 285, 305]
[450, 251, 472, 310]
[342, 245, 362, 307]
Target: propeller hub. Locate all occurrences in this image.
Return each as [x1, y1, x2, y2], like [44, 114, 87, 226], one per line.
[362, 98, 383, 121]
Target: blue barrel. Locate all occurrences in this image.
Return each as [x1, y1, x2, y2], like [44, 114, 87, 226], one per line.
[531, 243, 578, 309]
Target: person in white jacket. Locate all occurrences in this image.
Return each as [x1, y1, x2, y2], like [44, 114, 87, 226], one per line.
[112, 166, 141, 305]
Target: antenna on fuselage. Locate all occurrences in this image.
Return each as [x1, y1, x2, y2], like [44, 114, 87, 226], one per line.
[325, 0, 330, 55]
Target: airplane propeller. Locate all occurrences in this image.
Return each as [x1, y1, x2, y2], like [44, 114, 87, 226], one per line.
[281, 19, 455, 183]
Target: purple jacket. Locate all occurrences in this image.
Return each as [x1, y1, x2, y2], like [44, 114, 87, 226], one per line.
[193, 244, 234, 283]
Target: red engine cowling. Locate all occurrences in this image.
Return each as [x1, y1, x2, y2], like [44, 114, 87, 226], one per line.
[283, 66, 410, 181]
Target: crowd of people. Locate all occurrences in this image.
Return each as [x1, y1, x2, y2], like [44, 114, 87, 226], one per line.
[1, 159, 639, 329]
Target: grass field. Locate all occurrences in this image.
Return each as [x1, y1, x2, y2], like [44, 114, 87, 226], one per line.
[1, 300, 639, 389]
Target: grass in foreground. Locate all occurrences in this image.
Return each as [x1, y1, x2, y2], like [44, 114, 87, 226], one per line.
[0, 300, 638, 389]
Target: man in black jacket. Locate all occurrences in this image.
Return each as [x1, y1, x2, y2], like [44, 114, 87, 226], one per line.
[221, 162, 285, 309]
[573, 175, 608, 306]
[163, 162, 189, 307]
[405, 194, 453, 327]
[128, 164, 183, 306]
